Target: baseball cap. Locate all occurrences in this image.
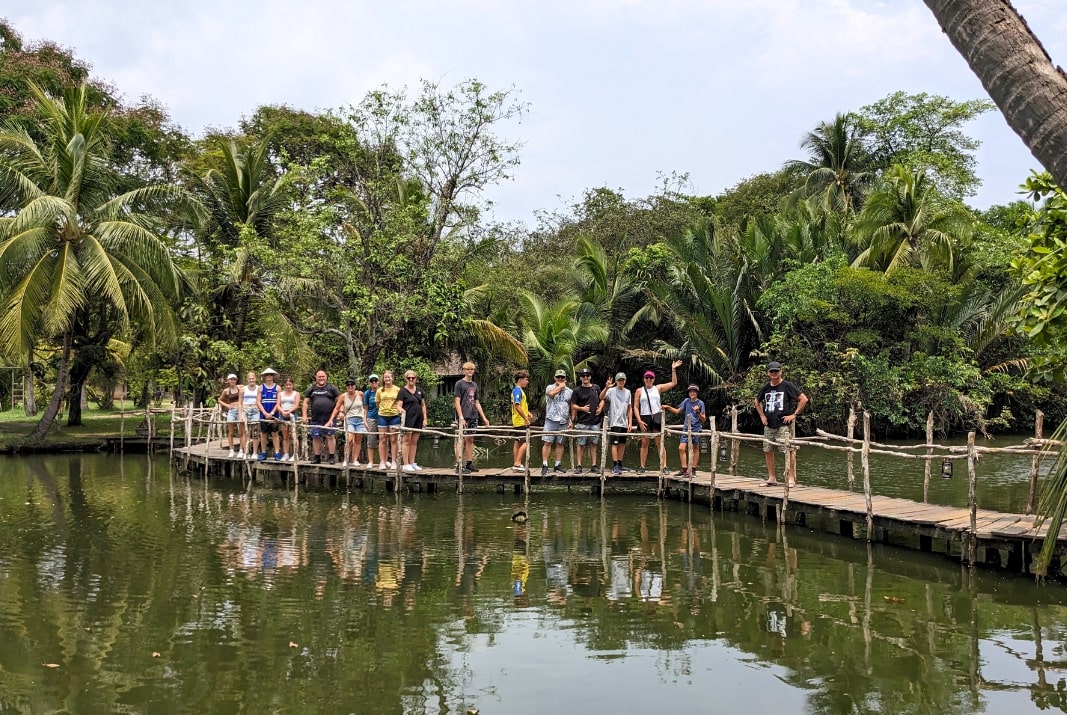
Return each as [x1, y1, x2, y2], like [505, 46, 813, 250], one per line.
[554, 369, 567, 378]
[615, 372, 627, 381]
[345, 378, 356, 385]
[687, 384, 700, 392]
[368, 374, 380, 381]
[226, 373, 237, 380]
[577, 368, 592, 376]
[643, 370, 655, 378]
[767, 361, 782, 371]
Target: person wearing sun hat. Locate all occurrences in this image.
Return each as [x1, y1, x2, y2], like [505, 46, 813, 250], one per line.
[634, 359, 682, 475]
[256, 367, 282, 460]
[755, 360, 808, 487]
[664, 383, 706, 477]
[600, 371, 633, 475]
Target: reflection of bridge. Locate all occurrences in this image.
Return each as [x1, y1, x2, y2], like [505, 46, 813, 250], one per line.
[174, 425, 1067, 580]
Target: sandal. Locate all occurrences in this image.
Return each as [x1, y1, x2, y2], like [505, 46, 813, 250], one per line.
[762, 480, 779, 487]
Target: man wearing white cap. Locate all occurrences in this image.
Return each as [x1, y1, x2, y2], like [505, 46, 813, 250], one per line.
[600, 372, 633, 475]
[540, 369, 572, 476]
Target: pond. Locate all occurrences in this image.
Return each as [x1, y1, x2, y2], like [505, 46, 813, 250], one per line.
[1, 452, 1065, 714]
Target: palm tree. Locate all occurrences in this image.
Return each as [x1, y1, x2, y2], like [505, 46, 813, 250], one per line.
[572, 234, 641, 370]
[851, 166, 972, 274]
[785, 113, 874, 214]
[186, 138, 289, 348]
[518, 292, 608, 389]
[0, 83, 186, 439]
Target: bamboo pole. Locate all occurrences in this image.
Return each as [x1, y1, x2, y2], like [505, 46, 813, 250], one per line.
[846, 406, 856, 492]
[923, 411, 934, 504]
[185, 404, 193, 448]
[658, 410, 667, 495]
[1026, 410, 1044, 515]
[729, 405, 739, 475]
[120, 402, 125, 454]
[598, 419, 608, 491]
[456, 417, 465, 494]
[967, 431, 978, 566]
[524, 423, 531, 494]
[862, 411, 873, 541]
[686, 418, 693, 502]
[170, 403, 176, 453]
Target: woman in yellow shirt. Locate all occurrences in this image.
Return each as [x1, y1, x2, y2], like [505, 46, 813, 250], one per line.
[375, 370, 401, 469]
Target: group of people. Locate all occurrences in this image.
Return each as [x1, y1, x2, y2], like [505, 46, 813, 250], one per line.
[217, 368, 429, 471]
[216, 359, 807, 484]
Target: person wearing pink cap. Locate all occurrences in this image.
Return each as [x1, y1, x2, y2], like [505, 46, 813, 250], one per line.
[634, 360, 682, 474]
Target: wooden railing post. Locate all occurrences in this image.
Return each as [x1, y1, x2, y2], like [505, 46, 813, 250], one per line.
[729, 404, 739, 475]
[923, 411, 934, 504]
[967, 432, 978, 566]
[846, 405, 856, 492]
[863, 411, 873, 541]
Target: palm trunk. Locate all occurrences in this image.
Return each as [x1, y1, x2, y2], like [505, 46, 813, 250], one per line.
[922, 0, 1067, 188]
[30, 331, 72, 441]
[22, 363, 37, 416]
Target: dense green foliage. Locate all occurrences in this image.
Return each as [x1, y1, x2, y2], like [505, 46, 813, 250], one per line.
[0, 19, 1064, 443]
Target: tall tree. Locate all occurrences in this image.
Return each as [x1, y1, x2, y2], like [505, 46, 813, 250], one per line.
[785, 113, 874, 214]
[0, 84, 186, 438]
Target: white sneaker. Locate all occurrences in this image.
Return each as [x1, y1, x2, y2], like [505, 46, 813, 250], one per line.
[342, 461, 348, 468]
[353, 461, 362, 468]
[281, 453, 290, 462]
[402, 464, 416, 472]
[228, 450, 235, 458]
[378, 462, 388, 469]
[289, 455, 296, 462]
[388, 461, 398, 469]
[236, 450, 245, 459]
[512, 465, 525, 472]
[412, 463, 423, 471]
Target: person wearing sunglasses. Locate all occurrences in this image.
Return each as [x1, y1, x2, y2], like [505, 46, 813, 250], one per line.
[755, 361, 808, 487]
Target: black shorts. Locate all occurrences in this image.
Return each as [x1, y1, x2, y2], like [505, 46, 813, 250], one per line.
[463, 417, 480, 431]
[609, 426, 628, 445]
[405, 414, 425, 430]
[259, 418, 279, 434]
[512, 425, 527, 443]
[639, 413, 662, 434]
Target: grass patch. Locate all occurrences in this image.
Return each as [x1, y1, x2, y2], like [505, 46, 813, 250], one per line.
[0, 402, 175, 450]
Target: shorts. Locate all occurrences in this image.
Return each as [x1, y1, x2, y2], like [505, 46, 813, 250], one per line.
[638, 413, 662, 435]
[405, 413, 425, 431]
[377, 414, 401, 428]
[259, 418, 278, 434]
[308, 417, 334, 439]
[346, 416, 367, 433]
[226, 407, 239, 423]
[542, 419, 567, 444]
[512, 424, 527, 443]
[575, 423, 599, 446]
[763, 425, 794, 453]
[462, 417, 480, 432]
[609, 426, 628, 445]
[365, 419, 379, 447]
[679, 429, 702, 445]
[242, 407, 259, 423]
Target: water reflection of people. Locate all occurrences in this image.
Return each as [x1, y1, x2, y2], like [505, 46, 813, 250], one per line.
[512, 525, 530, 607]
[542, 514, 571, 606]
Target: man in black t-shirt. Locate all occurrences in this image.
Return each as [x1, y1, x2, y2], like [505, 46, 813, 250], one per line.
[570, 368, 603, 474]
[453, 361, 490, 473]
[755, 361, 808, 487]
[302, 369, 340, 464]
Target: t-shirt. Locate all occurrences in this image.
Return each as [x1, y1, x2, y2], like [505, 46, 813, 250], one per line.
[604, 387, 631, 429]
[511, 385, 528, 427]
[305, 382, 340, 423]
[364, 388, 378, 419]
[398, 387, 425, 424]
[376, 385, 401, 417]
[677, 397, 706, 432]
[757, 380, 802, 428]
[544, 385, 573, 424]
[454, 379, 480, 420]
[571, 383, 601, 426]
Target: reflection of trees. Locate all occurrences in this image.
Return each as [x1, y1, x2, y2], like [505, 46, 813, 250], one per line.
[3, 458, 1067, 711]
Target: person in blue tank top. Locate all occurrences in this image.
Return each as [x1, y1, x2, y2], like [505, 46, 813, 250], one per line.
[364, 374, 380, 463]
[257, 368, 282, 460]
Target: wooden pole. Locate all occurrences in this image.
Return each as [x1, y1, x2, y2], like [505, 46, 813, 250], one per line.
[658, 411, 667, 496]
[185, 404, 193, 449]
[170, 403, 176, 454]
[524, 423, 532, 494]
[120, 402, 125, 454]
[923, 411, 934, 504]
[846, 406, 856, 492]
[146, 405, 153, 452]
[598, 419, 608, 490]
[967, 431, 978, 566]
[1026, 410, 1045, 515]
[729, 405, 739, 475]
[686, 419, 693, 502]
[456, 418, 465, 494]
[709, 416, 719, 507]
[862, 411, 873, 542]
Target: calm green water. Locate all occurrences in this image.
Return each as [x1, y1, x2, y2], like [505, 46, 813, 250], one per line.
[1, 452, 1065, 714]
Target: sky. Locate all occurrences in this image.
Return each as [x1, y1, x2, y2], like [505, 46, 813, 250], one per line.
[7, 1, 1066, 225]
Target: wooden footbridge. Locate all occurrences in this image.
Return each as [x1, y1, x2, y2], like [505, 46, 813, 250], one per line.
[168, 405, 1066, 578]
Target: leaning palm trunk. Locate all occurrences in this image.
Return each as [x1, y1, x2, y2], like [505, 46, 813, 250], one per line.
[29, 331, 72, 441]
[921, 0, 1067, 189]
